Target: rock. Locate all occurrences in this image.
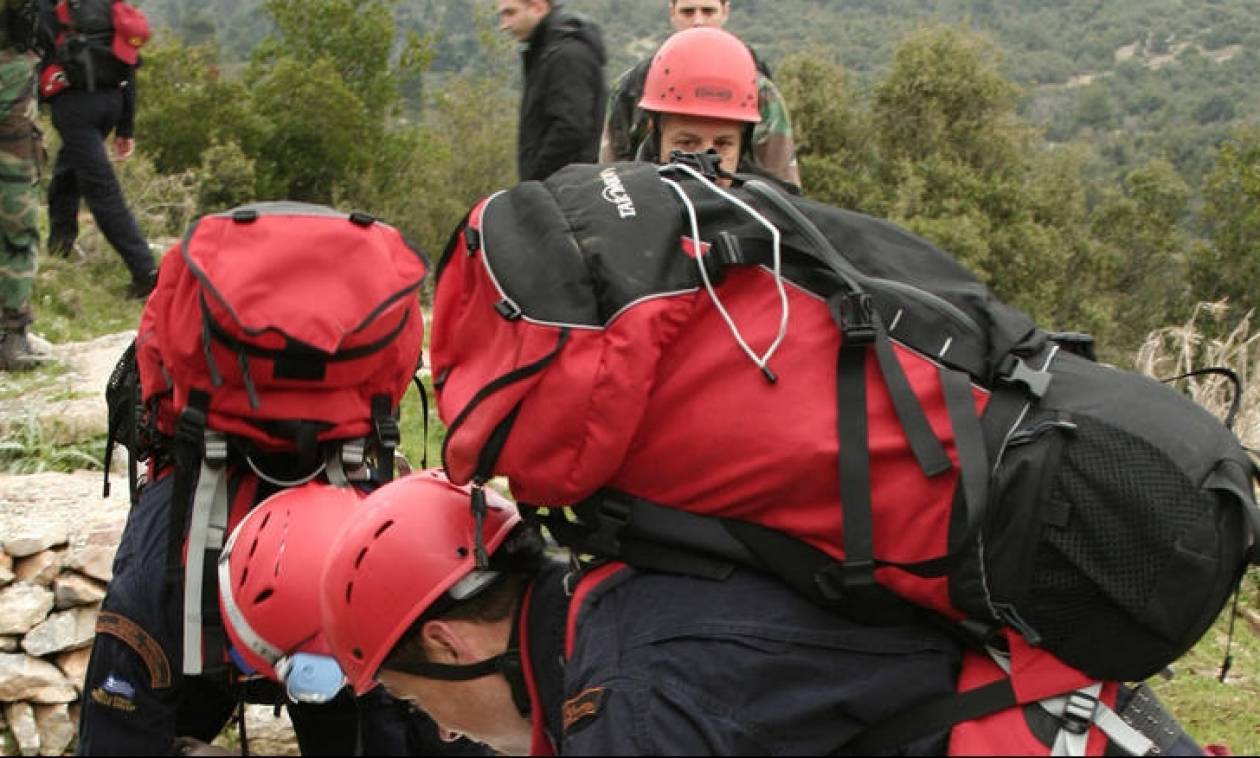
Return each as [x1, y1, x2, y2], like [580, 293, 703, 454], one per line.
[32, 704, 74, 757]
[2, 528, 67, 560]
[3, 701, 39, 756]
[54, 647, 92, 693]
[0, 635, 17, 652]
[13, 551, 63, 588]
[21, 607, 98, 657]
[0, 654, 77, 704]
[62, 545, 116, 583]
[0, 584, 54, 635]
[52, 573, 106, 610]
[0, 552, 13, 587]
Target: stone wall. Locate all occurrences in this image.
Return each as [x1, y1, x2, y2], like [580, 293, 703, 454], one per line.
[0, 519, 122, 757]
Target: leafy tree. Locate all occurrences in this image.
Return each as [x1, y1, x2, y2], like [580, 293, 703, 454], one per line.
[135, 36, 261, 175]
[1090, 160, 1194, 345]
[775, 52, 882, 210]
[871, 26, 1025, 172]
[250, 0, 420, 121]
[1191, 129, 1260, 314]
[246, 57, 373, 201]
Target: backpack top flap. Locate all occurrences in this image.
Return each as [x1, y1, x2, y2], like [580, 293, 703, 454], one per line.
[478, 164, 698, 327]
[183, 202, 428, 354]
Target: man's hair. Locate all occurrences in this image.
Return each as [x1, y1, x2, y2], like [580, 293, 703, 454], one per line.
[380, 522, 546, 668]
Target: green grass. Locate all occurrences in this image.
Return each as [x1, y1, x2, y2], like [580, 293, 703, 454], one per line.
[31, 243, 147, 344]
[0, 412, 107, 474]
[1151, 573, 1260, 753]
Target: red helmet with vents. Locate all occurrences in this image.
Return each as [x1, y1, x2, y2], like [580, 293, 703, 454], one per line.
[219, 483, 363, 688]
[639, 27, 761, 124]
[319, 470, 520, 694]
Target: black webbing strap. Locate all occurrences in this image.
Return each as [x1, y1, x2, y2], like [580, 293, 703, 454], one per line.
[166, 391, 210, 591]
[872, 332, 953, 478]
[411, 374, 430, 469]
[939, 367, 990, 550]
[372, 395, 398, 483]
[385, 651, 519, 682]
[834, 303, 877, 592]
[841, 677, 1017, 754]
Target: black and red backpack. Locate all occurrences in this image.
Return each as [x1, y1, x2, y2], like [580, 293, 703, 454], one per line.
[105, 201, 428, 677]
[429, 160, 1260, 755]
[44, 0, 148, 94]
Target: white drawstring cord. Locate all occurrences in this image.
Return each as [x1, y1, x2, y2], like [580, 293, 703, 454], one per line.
[659, 165, 791, 381]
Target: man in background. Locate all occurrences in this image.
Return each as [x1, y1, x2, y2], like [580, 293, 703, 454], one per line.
[601, 0, 801, 189]
[0, 0, 49, 371]
[497, 0, 606, 182]
[37, 0, 157, 299]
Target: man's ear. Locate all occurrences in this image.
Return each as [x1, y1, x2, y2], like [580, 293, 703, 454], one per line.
[420, 619, 470, 665]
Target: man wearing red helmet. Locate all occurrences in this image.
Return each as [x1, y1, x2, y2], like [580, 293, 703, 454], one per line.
[600, 1, 801, 189]
[636, 26, 764, 186]
[321, 472, 961, 755]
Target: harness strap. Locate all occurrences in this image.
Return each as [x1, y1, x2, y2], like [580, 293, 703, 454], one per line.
[372, 395, 398, 483]
[940, 367, 990, 552]
[842, 677, 1017, 754]
[182, 430, 229, 675]
[834, 315, 876, 592]
[166, 392, 210, 591]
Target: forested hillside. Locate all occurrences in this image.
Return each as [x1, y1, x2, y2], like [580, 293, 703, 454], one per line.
[111, 0, 1260, 361]
[139, 0, 1260, 181]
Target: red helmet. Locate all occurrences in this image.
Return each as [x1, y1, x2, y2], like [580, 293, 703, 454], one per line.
[219, 483, 363, 687]
[639, 27, 761, 124]
[320, 469, 521, 695]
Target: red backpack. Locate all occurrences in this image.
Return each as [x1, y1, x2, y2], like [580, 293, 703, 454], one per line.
[106, 201, 427, 675]
[430, 162, 1258, 754]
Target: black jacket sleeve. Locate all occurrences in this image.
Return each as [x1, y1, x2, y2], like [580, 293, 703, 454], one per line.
[117, 65, 135, 138]
[521, 39, 604, 182]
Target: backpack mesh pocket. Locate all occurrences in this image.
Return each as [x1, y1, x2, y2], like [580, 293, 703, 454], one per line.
[989, 415, 1242, 681]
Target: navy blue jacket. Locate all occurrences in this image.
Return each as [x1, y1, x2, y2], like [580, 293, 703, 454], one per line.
[524, 561, 961, 755]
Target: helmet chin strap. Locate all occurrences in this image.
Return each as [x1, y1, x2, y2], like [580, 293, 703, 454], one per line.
[379, 600, 533, 719]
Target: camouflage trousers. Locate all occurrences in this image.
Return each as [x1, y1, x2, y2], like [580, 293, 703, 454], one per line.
[0, 52, 41, 334]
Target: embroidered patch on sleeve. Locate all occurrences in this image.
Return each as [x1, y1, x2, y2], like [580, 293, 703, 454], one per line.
[563, 686, 608, 733]
[96, 611, 173, 688]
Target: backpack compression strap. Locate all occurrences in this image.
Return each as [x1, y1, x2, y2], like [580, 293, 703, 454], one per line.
[844, 658, 1155, 756]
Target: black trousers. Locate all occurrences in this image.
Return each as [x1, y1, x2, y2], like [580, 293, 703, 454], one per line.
[47, 88, 153, 281]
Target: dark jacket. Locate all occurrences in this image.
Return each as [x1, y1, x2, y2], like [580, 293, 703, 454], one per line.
[522, 561, 961, 755]
[517, 6, 606, 182]
[34, 0, 136, 136]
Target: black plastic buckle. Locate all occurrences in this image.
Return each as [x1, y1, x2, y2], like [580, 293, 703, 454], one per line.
[1061, 691, 1099, 735]
[374, 415, 400, 450]
[231, 208, 259, 224]
[699, 232, 745, 286]
[1004, 357, 1053, 399]
[494, 299, 523, 321]
[464, 227, 481, 254]
[669, 149, 724, 181]
[1047, 331, 1097, 362]
[833, 292, 877, 345]
[582, 499, 631, 557]
[348, 211, 376, 227]
[814, 559, 876, 602]
[174, 406, 207, 446]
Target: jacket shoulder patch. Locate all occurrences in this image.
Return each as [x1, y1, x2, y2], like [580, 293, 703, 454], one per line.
[562, 686, 608, 733]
